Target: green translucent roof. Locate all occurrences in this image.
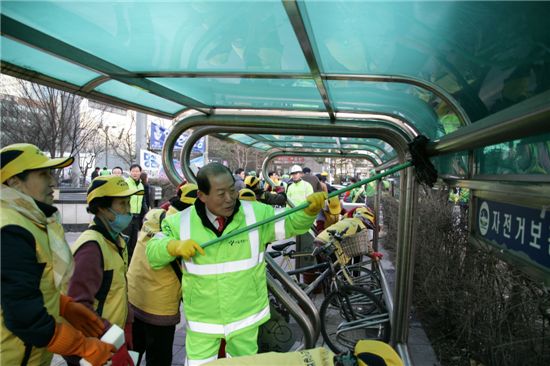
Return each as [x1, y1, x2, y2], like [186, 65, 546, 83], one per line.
[1, 1, 549, 172]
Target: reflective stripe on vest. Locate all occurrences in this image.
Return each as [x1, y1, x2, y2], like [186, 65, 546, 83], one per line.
[186, 304, 270, 336]
[274, 207, 286, 241]
[180, 201, 262, 275]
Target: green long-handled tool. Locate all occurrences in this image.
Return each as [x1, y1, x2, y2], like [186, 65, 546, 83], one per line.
[199, 161, 411, 249]
[198, 135, 437, 249]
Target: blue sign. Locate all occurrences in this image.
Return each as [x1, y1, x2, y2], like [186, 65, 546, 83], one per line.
[149, 122, 205, 153]
[476, 198, 550, 271]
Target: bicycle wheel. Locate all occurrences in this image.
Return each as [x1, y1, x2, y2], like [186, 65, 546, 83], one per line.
[320, 285, 390, 353]
[338, 264, 381, 290]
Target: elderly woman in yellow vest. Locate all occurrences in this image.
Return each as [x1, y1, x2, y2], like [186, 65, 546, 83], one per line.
[65, 175, 143, 365]
[127, 183, 197, 366]
[0, 143, 115, 366]
[146, 163, 327, 366]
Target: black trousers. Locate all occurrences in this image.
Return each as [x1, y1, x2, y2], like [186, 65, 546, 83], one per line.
[123, 215, 142, 261]
[133, 317, 176, 366]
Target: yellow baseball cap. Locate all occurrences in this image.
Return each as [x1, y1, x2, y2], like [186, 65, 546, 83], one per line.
[244, 175, 260, 189]
[321, 171, 329, 176]
[328, 196, 341, 215]
[1, 143, 74, 183]
[86, 175, 143, 204]
[355, 340, 404, 366]
[179, 183, 198, 205]
[239, 188, 256, 201]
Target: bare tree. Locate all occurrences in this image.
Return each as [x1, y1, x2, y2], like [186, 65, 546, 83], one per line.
[110, 115, 136, 166]
[1, 78, 104, 181]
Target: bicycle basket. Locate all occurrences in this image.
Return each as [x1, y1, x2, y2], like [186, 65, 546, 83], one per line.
[340, 230, 370, 257]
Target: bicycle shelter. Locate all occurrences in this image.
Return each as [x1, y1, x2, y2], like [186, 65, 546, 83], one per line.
[2, 1, 549, 364]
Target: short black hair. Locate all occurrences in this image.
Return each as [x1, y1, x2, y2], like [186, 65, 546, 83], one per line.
[198, 163, 234, 194]
[112, 166, 123, 172]
[130, 164, 142, 171]
[234, 168, 244, 175]
[87, 196, 114, 214]
[303, 167, 311, 174]
[268, 171, 277, 177]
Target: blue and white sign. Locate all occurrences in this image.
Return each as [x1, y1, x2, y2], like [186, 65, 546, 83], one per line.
[140, 149, 162, 178]
[150, 122, 205, 153]
[476, 198, 550, 271]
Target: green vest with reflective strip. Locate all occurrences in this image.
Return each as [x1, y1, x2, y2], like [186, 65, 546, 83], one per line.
[161, 200, 315, 338]
[72, 229, 129, 328]
[0, 204, 63, 366]
[126, 178, 144, 214]
[286, 180, 313, 206]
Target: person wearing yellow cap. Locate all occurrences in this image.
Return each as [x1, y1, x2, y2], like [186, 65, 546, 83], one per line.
[146, 162, 327, 366]
[314, 196, 345, 232]
[0, 143, 115, 366]
[244, 175, 286, 206]
[314, 206, 377, 263]
[127, 183, 198, 366]
[238, 188, 257, 201]
[65, 175, 143, 365]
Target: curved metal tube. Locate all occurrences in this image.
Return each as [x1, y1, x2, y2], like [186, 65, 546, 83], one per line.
[166, 110, 413, 186]
[266, 273, 316, 349]
[261, 150, 381, 208]
[266, 255, 320, 346]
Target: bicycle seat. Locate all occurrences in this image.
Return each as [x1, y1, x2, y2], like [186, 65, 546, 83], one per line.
[270, 241, 296, 252]
[266, 251, 283, 258]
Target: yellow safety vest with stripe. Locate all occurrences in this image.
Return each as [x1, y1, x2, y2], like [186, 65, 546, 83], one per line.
[0, 206, 62, 366]
[286, 180, 313, 206]
[72, 229, 129, 328]
[126, 178, 144, 214]
[148, 200, 315, 338]
[127, 209, 182, 317]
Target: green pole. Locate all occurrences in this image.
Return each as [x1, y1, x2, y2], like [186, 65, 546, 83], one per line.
[200, 161, 412, 248]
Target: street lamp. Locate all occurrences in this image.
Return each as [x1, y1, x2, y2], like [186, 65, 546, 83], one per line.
[103, 124, 117, 167]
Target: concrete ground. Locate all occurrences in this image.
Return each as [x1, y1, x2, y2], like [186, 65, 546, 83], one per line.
[51, 231, 439, 366]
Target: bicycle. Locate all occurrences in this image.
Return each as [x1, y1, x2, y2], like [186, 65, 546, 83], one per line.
[268, 229, 390, 353]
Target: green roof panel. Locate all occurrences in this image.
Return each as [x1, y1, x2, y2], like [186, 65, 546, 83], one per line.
[1, 36, 100, 86]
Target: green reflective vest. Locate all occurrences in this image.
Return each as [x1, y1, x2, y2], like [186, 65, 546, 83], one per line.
[146, 200, 315, 338]
[126, 178, 144, 214]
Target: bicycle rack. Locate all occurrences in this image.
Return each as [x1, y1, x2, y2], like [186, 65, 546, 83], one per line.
[265, 254, 321, 348]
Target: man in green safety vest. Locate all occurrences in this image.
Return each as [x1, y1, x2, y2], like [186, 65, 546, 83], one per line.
[124, 163, 146, 260]
[146, 163, 327, 366]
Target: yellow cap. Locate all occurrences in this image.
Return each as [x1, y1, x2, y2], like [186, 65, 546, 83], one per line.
[1, 143, 74, 183]
[244, 175, 260, 189]
[86, 175, 143, 204]
[355, 340, 404, 366]
[327, 196, 341, 215]
[239, 188, 256, 201]
[321, 171, 329, 176]
[179, 183, 198, 205]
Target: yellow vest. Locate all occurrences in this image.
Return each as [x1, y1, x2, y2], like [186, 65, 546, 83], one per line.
[0, 205, 62, 366]
[127, 209, 182, 317]
[126, 178, 144, 214]
[72, 228, 128, 328]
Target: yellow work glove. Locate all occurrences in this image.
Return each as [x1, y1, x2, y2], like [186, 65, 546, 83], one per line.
[167, 239, 205, 260]
[304, 192, 328, 216]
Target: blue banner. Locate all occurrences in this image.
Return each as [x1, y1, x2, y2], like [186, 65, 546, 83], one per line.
[476, 198, 550, 270]
[150, 122, 205, 153]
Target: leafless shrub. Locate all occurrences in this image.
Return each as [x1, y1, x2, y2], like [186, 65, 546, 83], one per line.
[382, 190, 550, 366]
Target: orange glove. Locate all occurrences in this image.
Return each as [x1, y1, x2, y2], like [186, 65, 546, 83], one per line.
[111, 343, 135, 366]
[167, 239, 205, 260]
[60, 294, 104, 338]
[47, 323, 115, 366]
[304, 192, 328, 216]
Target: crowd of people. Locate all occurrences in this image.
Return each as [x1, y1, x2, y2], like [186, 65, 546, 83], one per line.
[1, 143, 398, 366]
